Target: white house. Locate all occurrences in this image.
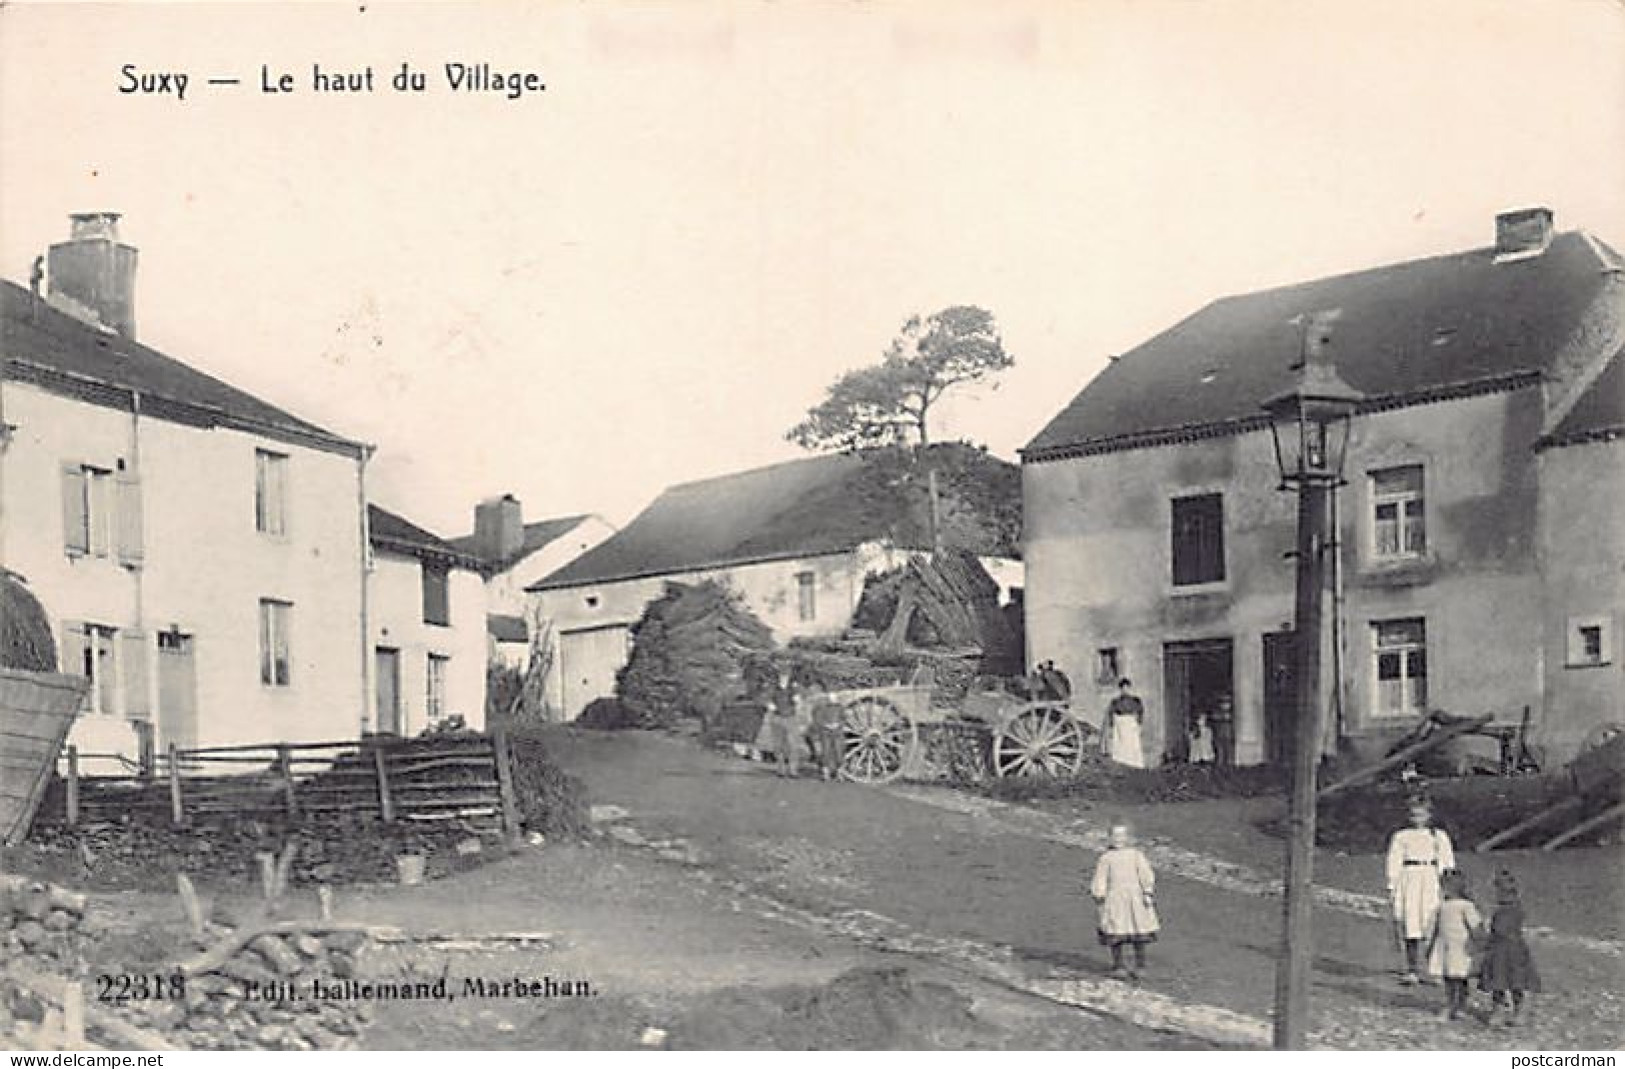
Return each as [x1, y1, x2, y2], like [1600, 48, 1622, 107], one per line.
[366, 505, 488, 735]
[529, 446, 1023, 719]
[0, 213, 372, 762]
[447, 496, 614, 665]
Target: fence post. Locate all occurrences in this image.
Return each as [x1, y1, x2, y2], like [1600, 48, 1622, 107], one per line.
[492, 728, 522, 845]
[167, 744, 185, 826]
[277, 744, 298, 819]
[65, 745, 80, 826]
[371, 742, 395, 823]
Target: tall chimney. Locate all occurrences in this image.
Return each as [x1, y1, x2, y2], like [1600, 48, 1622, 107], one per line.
[474, 494, 524, 564]
[1494, 206, 1554, 261]
[47, 212, 138, 337]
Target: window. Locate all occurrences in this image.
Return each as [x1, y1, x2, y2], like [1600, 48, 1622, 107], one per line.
[1371, 466, 1426, 559]
[1566, 616, 1613, 667]
[63, 623, 119, 715]
[255, 450, 289, 536]
[426, 654, 449, 722]
[1171, 493, 1226, 586]
[422, 563, 450, 626]
[1096, 648, 1121, 686]
[1372, 618, 1427, 718]
[61, 464, 113, 558]
[258, 599, 292, 687]
[796, 571, 816, 622]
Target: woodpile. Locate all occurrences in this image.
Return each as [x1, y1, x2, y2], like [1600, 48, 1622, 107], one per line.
[616, 581, 776, 727]
[0, 571, 56, 672]
[850, 550, 1020, 677]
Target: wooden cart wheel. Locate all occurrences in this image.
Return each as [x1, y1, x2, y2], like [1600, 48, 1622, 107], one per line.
[991, 703, 1085, 778]
[840, 695, 915, 784]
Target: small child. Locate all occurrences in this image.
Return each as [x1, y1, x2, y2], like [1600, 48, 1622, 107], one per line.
[808, 697, 845, 782]
[1427, 870, 1483, 1020]
[1188, 713, 1215, 765]
[1479, 869, 1541, 1027]
[1091, 823, 1159, 980]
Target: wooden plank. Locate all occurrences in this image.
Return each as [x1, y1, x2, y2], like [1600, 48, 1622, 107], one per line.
[65, 745, 79, 826]
[0, 668, 85, 847]
[168, 744, 185, 825]
[493, 727, 520, 843]
[1475, 794, 1583, 852]
[373, 743, 395, 823]
[1318, 715, 1492, 798]
[1540, 800, 1625, 851]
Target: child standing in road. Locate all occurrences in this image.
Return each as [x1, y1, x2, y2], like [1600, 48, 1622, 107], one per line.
[1479, 869, 1541, 1028]
[1427, 869, 1483, 1020]
[1091, 823, 1159, 980]
[1385, 800, 1455, 984]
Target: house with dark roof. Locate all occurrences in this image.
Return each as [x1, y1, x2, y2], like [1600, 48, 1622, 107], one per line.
[367, 505, 488, 734]
[1021, 208, 1624, 767]
[448, 496, 616, 665]
[0, 213, 374, 760]
[528, 444, 1022, 719]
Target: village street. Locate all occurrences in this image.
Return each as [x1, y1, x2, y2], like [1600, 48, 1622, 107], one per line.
[529, 727, 1624, 1050]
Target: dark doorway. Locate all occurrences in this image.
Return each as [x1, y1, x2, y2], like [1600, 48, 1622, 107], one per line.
[1162, 639, 1233, 763]
[1263, 631, 1298, 766]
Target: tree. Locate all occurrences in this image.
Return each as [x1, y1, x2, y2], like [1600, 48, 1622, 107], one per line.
[789, 305, 1012, 451]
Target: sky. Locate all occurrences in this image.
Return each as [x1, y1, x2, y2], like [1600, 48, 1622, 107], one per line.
[3, 0, 1623, 537]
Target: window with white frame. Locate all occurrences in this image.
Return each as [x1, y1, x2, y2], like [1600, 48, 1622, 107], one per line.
[427, 654, 449, 721]
[1371, 466, 1426, 560]
[1372, 618, 1427, 718]
[61, 464, 113, 558]
[1566, 616, 1612, 667]
[63, 623, 119, 715]
[796, 571, 816, 622]
[255, 450, 289, 536]
[258, 599, 292, 687]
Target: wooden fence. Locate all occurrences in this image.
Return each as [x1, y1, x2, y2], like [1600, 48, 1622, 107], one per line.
[50, 731, 521, 837]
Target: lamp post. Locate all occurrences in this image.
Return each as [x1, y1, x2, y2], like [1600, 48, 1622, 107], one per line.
[1262, 309, 1362, 1050]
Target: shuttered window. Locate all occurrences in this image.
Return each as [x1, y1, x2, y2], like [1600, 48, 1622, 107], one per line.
[116, 471, 144, 566]
[1171, 493, 1226, 586]
[122, 630, 151, 719]
[61, 463, 139, 565]
[61, 466, 89, 555]
[62, 621, 119, 715]
[422, 564, 450, 626]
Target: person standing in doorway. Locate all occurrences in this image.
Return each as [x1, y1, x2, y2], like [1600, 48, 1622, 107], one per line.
[1209, 693, 1237, 768]
[1104, 678, 1146, 769]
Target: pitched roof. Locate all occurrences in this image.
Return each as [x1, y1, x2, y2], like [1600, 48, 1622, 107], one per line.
[1541, 346, 1625, 448]
[448, 514, 593, 572]
[530, 445, 1020, 591]
[0, 279, 362, 455]
[368, 505, 481, 569]
[487, 613, 529, 644]
[1024, 231, 1625, 461]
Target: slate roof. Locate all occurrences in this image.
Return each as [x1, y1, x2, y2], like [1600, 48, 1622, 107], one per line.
[448, 514, 592, 572]
[1024, 231, 1625, 461]
[0, 279, 361, 455]
[487, 614, 529, 644]
[368, 505, 482, 569]
[530, 445, 1020, 592]
[1541, 346, 1625, 448]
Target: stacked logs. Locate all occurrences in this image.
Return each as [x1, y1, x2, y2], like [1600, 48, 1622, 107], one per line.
[119, 927, 374, 1051]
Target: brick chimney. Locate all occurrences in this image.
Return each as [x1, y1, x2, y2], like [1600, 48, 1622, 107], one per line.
[1494, 206, 1554, 261]
[474, 494, 524, 564]
[47, 212, 138, 337]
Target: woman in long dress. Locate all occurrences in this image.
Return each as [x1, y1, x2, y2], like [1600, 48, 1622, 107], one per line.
[1091, 823, 1159, 979]
[1385, 800, 1455, 984]
[1104, 678, 1146, 769]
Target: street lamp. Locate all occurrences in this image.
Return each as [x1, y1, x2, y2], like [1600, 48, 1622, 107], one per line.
[1262, 309, 1362, 1050]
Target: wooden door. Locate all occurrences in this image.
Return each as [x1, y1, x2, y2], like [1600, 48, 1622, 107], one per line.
[560, 626, 629, 720]
[375, 648, 402, 735]
[1263, 631, 1297, 766]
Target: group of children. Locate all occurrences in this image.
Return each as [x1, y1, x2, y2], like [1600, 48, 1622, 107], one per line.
[1087, 803, 1540, 1027]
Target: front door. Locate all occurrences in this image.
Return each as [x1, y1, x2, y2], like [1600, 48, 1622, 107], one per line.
[375, 647, 402, 735]
[1262, 632, 1298, 766]
[1162, 638, 1234, 764]
[156, 632, 197, 749]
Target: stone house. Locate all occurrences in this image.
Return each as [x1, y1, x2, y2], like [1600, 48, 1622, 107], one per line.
[1021, 208, 1623, 766]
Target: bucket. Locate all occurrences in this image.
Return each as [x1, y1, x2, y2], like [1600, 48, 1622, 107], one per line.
[395, 853, 426, 886]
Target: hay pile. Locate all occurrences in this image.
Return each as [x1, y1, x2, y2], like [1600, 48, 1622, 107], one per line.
[615, 581, 775, 728]
[1, 571, 56, 672]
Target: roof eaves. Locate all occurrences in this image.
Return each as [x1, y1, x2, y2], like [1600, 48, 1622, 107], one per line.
[527, 544, 864, 594]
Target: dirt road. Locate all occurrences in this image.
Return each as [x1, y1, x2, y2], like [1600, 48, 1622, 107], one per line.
[545, 726, 1623, 1050]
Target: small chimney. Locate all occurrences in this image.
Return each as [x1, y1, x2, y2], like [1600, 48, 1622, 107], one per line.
[474, 494, 524, 563]
[1494, 206, 1554, 261]
[47, 212, 138, 337]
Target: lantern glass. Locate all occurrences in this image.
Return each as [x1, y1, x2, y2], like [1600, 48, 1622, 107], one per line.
[1266, 394, 1354, 483]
